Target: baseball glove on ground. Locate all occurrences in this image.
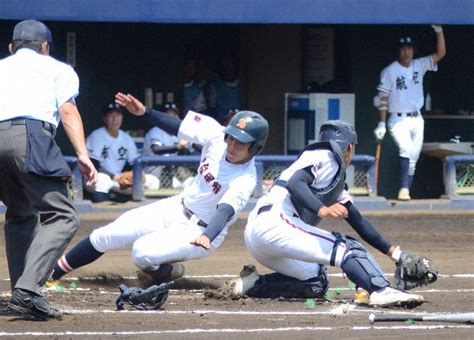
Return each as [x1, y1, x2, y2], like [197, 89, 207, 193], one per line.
[116, 283, 169, 310]
[395, 251, 438, 290]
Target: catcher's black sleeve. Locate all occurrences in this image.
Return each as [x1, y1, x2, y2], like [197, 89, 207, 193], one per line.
[286, 167, 324, 214]
[142, 108, 181, 136]
[344, 202, 392, 254]
[202, 203, 235, 241]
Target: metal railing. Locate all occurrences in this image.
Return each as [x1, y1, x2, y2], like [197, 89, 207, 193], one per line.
[131, 154, 377, 201]
[444, 155, 474, 196]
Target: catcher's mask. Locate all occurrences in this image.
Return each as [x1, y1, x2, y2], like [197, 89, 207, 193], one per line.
[224, 110, 269, 157]
[318, 120, 358, 152]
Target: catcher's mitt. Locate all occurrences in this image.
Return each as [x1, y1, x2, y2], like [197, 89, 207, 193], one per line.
[116, 283, 169, 311]
[395, 251, 438, 290]
[116, 171, 134, 190]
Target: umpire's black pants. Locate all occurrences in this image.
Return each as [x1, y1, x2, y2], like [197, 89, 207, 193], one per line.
[0, 119, 79, 295]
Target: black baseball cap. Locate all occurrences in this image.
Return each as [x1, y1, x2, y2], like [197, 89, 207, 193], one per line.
[161, 101, 180, 114]
[12, 19, 52, 43]
[102, 103, 123, 116]
[398, 37, 415, 48]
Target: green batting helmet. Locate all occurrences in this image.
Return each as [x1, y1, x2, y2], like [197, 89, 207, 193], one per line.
[224, 111, 269, 157]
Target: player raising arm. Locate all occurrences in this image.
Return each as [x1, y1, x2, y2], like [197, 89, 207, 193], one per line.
[48, 92, 268, 287]
[222, 121, 436, 307]
[373, 25, 446, 201]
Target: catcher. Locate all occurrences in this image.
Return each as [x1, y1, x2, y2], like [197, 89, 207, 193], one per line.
[221, 120, 437, 307]
[84, 102, 159, 202]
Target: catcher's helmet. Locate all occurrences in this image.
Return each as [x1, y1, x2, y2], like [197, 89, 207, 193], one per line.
[224, 110, 269, 157]
[319, 120, 358, 152]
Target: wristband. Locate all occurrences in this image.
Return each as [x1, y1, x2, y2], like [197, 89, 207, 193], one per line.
[391, 246, 402, 262]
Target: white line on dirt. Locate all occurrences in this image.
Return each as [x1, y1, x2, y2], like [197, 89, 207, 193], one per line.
[57, 308, 470, 317]
[41, 287, 474, 295]
[2, 273, 474, 282]
[0, 324, 472, 337]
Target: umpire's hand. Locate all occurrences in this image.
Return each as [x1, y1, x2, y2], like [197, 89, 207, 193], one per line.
[115, 92, 146, 116]
[78, 154, 98, 186]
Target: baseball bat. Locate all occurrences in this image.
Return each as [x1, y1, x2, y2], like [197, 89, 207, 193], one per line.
[369, 312, 474, 325]
[375, 142, 381, 187]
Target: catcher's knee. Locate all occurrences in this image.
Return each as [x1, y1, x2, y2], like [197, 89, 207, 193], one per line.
[332, 232, 389, 293]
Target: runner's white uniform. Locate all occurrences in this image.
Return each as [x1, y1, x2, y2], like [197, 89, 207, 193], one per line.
[245, 148, 352, 281]
[89, 112, 257, 271]
[378, 56, 437, 167]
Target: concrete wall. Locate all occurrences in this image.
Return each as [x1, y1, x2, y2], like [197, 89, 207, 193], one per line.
[241, 25, 302, 154]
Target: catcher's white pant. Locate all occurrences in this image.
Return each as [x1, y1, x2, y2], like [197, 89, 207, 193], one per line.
[89, 195, 226, 271]
[86, 172, 160, 194]
[244, 188, 347, 281]
[388, 114, 424, 175]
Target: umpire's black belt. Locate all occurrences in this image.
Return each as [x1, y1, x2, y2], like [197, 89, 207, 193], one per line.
[392, 111, 418, 117]
[182, 200, 208, 228]
[3, 118, 55, 133]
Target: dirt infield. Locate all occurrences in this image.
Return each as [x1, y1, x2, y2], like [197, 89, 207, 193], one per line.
[1, 212, 473, 339]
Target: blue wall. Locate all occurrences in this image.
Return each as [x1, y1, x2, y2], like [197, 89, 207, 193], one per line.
[0, 0, 473, 24]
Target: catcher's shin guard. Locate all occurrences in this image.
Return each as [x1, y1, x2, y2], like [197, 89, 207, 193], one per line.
[332, 232, 389, 293]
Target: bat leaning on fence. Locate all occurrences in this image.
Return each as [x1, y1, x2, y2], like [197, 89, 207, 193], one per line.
[369, 312, 474, 324]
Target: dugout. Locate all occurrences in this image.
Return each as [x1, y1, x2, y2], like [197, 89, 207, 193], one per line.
[0, 0, 473, 199]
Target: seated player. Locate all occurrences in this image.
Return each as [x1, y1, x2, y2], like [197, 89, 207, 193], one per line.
[142, 101, 196, 189]
[85, 103, 159, 202]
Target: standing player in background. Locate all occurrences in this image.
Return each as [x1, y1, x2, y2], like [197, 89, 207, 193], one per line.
[183, 55, 212, 114]
[223, 121, 435, 308]
[48, 92, 268, 288]
[0, 19, 97, 320]
[207, 52, 241, 124]
[373, 25, 446, 201]
[85, 103, 160, 202]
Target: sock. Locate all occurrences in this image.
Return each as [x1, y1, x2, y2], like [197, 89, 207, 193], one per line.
[51, 236, 104, 280]
[92, 191, 108, 202]
[399, 157, 410, 189]
[407, 175, 414, 189]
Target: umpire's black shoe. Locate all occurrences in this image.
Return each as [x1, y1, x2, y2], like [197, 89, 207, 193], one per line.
[8, 289, 63, 321]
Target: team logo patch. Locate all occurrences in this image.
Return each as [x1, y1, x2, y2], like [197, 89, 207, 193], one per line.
[193, 115, 202, 122]
[236, 118, 249, 129]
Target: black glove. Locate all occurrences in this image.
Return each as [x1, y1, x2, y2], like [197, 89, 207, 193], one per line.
[116, 283, 169, 310]
[395, 251, 438, 290]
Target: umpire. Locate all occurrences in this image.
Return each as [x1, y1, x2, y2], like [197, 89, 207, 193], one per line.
[0, 19, 97, 320]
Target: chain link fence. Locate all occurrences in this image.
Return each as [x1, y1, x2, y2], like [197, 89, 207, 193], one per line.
[143, 160, 371, 197]
[456, 164, 474, 194]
